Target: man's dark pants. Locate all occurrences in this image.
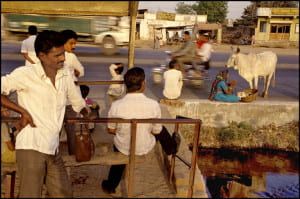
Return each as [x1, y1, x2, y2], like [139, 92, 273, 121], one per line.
[103, 126, 177, 190]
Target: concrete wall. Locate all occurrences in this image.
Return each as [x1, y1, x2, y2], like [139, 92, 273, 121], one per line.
[162, 99, 299, 128]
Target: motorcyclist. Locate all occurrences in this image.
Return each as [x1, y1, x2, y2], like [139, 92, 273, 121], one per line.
[192, 32, 212, 73]
[169, 31, 196, 75]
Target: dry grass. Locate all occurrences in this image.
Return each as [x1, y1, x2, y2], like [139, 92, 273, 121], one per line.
[179, 121, 299, 152]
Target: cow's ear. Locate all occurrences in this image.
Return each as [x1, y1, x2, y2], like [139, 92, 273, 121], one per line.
[236, 47, 240, 53]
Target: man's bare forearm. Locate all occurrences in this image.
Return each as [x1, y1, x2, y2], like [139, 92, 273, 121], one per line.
[1, 95, 26, 115]
[1, 94, 36, 129]
[22, 53, 35, 64]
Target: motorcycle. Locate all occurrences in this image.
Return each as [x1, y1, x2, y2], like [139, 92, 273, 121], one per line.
[151, 51, 210, 86]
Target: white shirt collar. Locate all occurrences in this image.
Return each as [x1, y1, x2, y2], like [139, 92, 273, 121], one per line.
[34, 62, 68, 80]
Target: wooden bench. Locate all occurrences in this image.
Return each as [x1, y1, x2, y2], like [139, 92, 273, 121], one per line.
[1, 152, 145, 198]
[63, 151, 146, 167]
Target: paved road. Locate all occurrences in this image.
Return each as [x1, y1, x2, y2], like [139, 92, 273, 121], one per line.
[1, 40, 299, 117]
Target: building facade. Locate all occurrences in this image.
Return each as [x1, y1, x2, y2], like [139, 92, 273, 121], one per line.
[137, 10, 206, 41]
[254, 7, 299, 47]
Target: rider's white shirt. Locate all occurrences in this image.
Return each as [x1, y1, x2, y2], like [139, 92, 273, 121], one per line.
[196, 42, 212, 62]
[163, 69, 183, 100]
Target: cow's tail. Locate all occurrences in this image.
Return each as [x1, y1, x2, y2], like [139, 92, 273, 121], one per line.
[271, 70, 276, 87]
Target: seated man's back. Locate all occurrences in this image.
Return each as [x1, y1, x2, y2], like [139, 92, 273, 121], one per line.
[108, 92, 161, 155]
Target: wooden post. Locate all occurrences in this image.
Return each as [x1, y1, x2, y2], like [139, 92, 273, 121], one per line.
[128, 1, 139, 69]
[217, 27, 222, 44]
[187, 121, 201, 198]
[128, 120, 137, 197]
[169, 122, 179, 183]
[5, 171, 16, 198]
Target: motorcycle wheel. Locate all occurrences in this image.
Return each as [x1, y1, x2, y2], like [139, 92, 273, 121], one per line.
[152, 72, 163, 84]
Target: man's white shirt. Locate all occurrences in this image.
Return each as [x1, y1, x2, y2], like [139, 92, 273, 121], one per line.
[64, 51, 84, 81]
[108, 93, 162, 155]
[163, 69, 183, 100]
[196, 42, 212, 62]
[21, 35, 40, 66]
[1, 63, 86, 155]
[107, 64, 125, 97]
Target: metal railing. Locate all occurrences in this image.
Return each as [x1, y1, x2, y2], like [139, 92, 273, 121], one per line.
[75, 80, 124, 85]
[2, 80, 202, 198]
[2, 116, 201, 198]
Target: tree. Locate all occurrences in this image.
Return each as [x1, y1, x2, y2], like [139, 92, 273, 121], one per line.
[254, 1, 298, 8]
[175, 1, 228, 23]
[235, 1, 299, 26]
[175, 2, 195, 14]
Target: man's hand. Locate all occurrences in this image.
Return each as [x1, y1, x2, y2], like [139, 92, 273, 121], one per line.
[108, 128, 116, 135]
[74, 69, 80, 77]
[229, 79, 237, 87]
[16, 110, 36, 131]
[80, 106, 98, 120]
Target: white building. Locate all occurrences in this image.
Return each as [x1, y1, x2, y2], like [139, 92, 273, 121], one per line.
[136, 10, 207, 41]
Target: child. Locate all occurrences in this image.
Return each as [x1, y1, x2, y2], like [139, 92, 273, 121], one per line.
[162, 60, 183, 100]
[1, 106, 17, 163]
[80, 85, 100, 133]
[107, 63, 125, 104]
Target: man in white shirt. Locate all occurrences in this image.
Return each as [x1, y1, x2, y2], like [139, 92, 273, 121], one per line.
[101, 67, 180, 194]
[60, 29, 85, 155]
[1, 30, 96, 198]
[193, 32, 212, 71]
[21, 25, 39, 66]
[163, 60, 183, 100]
[60, 29, 84, 81]
[107, 63, 125, 104]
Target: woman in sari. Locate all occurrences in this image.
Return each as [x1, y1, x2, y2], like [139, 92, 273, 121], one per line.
[208, 69, 239, 102]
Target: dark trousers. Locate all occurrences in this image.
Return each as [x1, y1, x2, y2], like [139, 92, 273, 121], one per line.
[105, 126, 176, 189]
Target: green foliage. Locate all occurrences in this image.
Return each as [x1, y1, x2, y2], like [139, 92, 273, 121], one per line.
[175, 1, 228, 23]
[216, 121, 254, 143]
[175, 2, 195, 14]
[253, 1, 298, 8]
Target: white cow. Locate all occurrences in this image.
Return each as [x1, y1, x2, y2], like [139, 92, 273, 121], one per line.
[226, 47, 277, 98]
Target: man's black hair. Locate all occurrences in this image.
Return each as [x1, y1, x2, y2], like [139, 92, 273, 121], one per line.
[114, 63, 124, 74]
[28, 25, 37, 35]
[60, 29, 78, 44]
[184, 31, 190, 35]
[124, 67, 145, 93]
[34, 30, 65, 56]
[115, 66, 124, 74]
[80, 85, 90, 98]
[169, 60, 177, 69]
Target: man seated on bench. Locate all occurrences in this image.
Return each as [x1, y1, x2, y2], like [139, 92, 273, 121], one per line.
[101, 67, 181, 194]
